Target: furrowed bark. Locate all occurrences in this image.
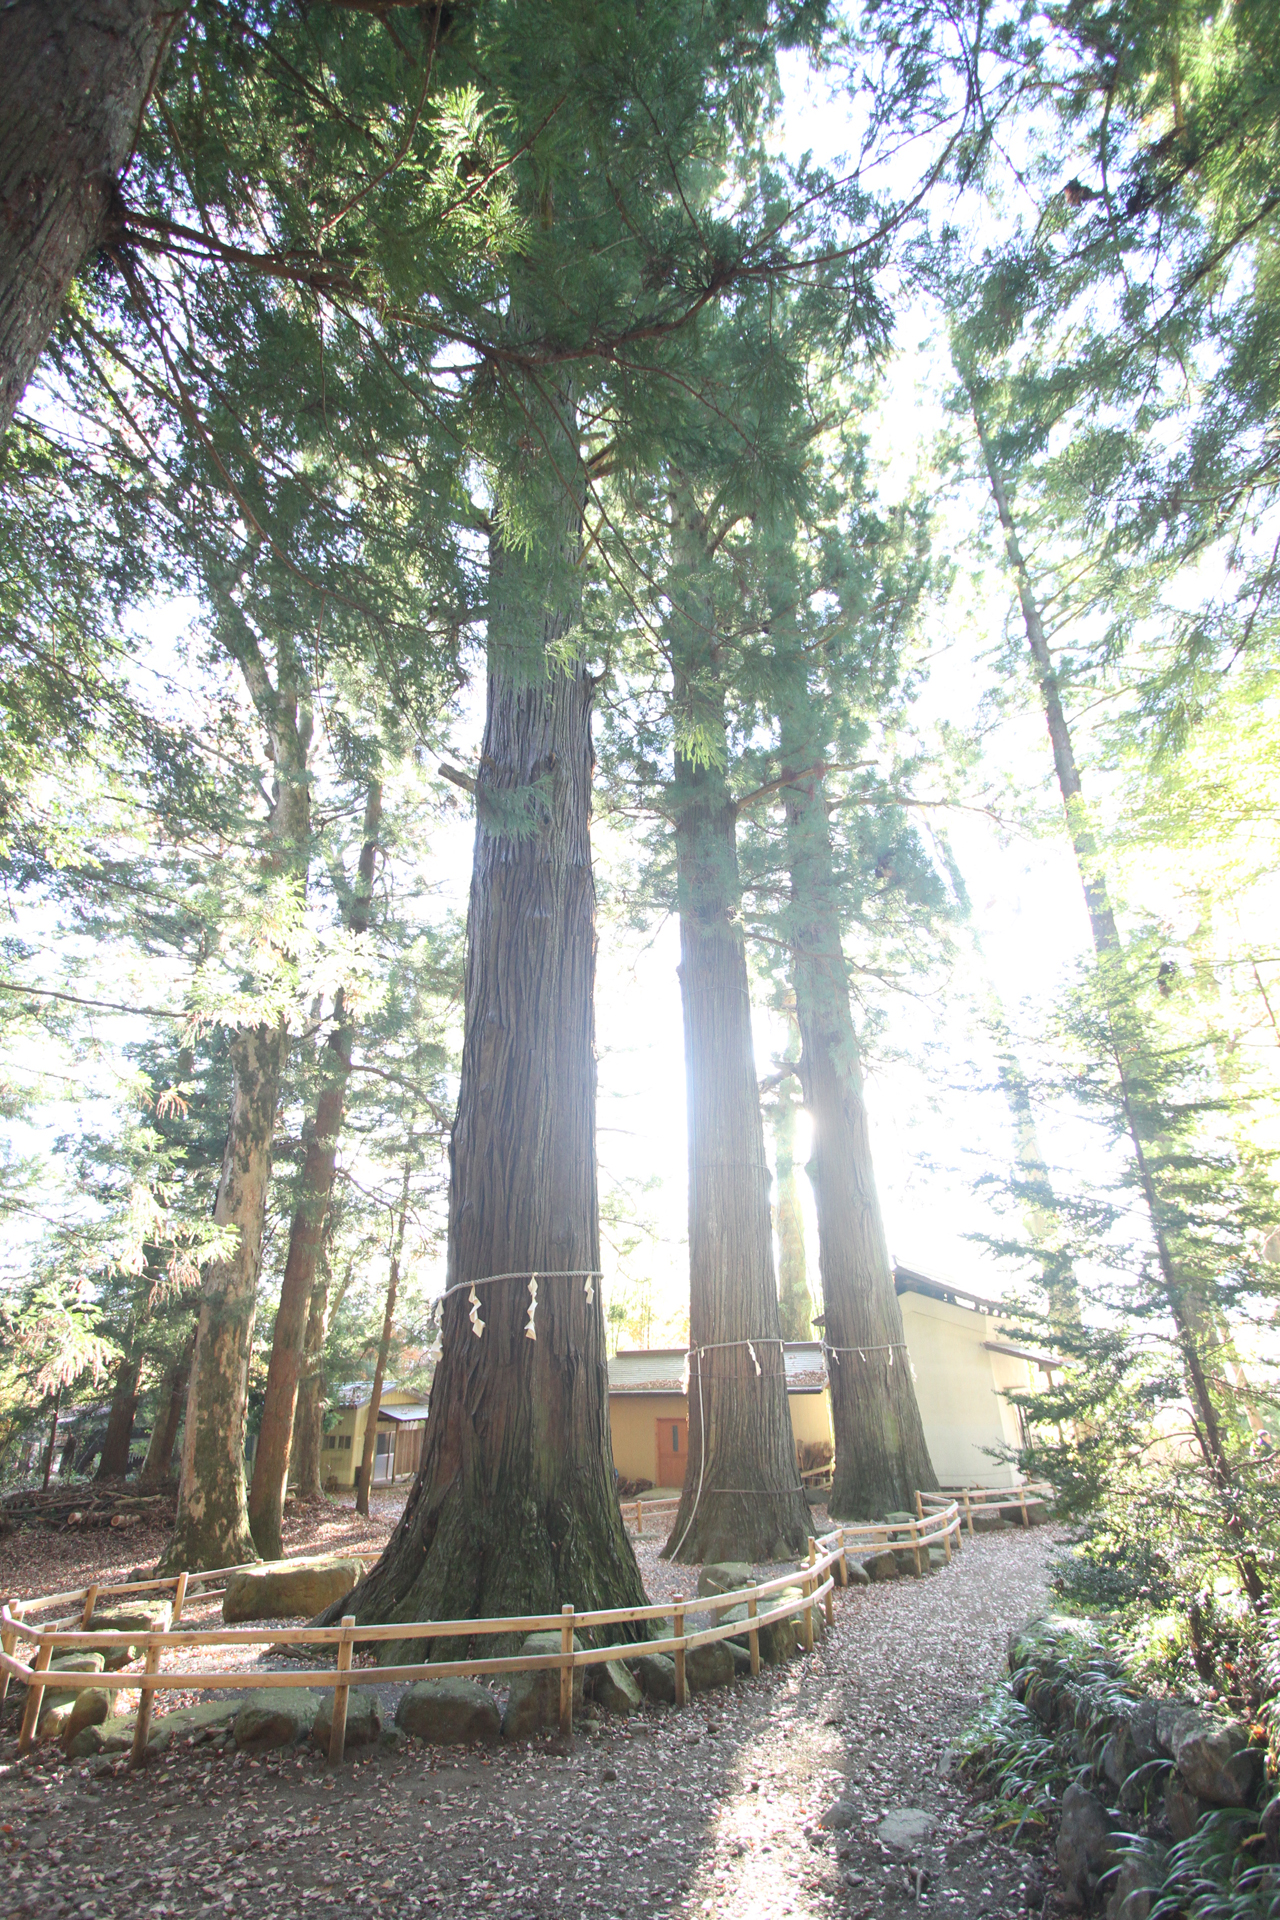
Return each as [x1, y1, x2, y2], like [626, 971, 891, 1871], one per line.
[159, 1020, 286, 1572]
[136, 1327, 193, 1486]
[971, 387, 1261, 1600]
[663, 501, 810, 1566]
[0, 1, 176, 432]
[249, 780, 382, 1557]
[95, 1347, 141, 1479]
[769, 1084, 815, 1341]
[41, 1386, 62, 1490]
[355, 1159, 409, 1516]
[330, 393, 644, 1645]
[780, 755, 937, 1519]
[289, 1258, 343, 1501]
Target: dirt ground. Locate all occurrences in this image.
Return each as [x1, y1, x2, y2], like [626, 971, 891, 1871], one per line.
[0, 1498, 1069, 1919]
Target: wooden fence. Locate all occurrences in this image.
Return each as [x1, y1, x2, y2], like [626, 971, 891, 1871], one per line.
[0, 1501, 963, 1770]
[917, 1481, 1054, 1536]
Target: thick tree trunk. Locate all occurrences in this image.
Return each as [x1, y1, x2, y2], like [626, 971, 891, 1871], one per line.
[95, 1348, 141, 1479]
[249, 781, 382, 1557]
[136, 1328, 193, 1486]
[971, 390, 1261, 1599]
[0, 1, 174, 431]
[356, 1160, 409, 1517]
[663, 508, 810, 1567]
[289, 1261, 342, 1501]
[331, 412, 644, 1645]
[158, 1021, 286, 1572]
[780, 758, 938, 1519]
[770, 1088, 814, 1341]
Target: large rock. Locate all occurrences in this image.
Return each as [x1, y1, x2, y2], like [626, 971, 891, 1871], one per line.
[221, 1557, 364, 1623]
[395, 1678, 501, 1746]
[838, 1555, 870, 1588]
[696, 1563, 754, 1599]
[878, 1807, 934, 1851]
[1056, 1784, 1116, 1911]
[86, 1600, 173, 1670]
[970, 1507, 1009, 1533]
[1170, 1715, 1262, 1806]
[1165, 1772, 1213, 1842]
[719, 1604, 794, 1666]
[588, 1660, 642, 1715]
[500, 1631, 582, 1740]
[1155, 1700, 1201, 1758]
[233, 1689, 323, 1751]
[1106, 1856, 1160, 1920]
[636, 1654, 676, 1702]
[312, 1687, 381, 1753]
[30, 1654, 109, 1742]
[686, 1642, 734, 1692]
[65, 1694, 242, 1760]
[56, 1688, 115, 1746]
[860, 1550, 900, 1582]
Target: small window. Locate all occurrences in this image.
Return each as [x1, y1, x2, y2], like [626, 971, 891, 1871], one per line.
[324, 1435, 335, 1451]
[340, 1434, 353, 1451]
[672, 1424, 680, 1453]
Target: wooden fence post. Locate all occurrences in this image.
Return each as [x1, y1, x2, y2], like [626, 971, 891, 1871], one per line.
[673, 1597, 686, 1706]
[915, 1490, 924, 1523]
[0, 1602, 23, 1706]
[328, 1615, 354, 1764]
[130, 1641, 162, 1768]
[837, 1528, 848, 1589]
[746, 1592, 760, 1677]
[802, 1544, 816, 1653]
[81, 1584, 99, 1630]
[963, 1489, 974, 1537]
[1018, 1484, 1029, 1528]
[172, 1571, 189, 1627]
[17, 1638, 52, 1751]
[910, 1521, 922, 1578]
[635, 1502, 643, 1537]
[559, 1605, 575, 1739]
[942, 1510, 953, 1564]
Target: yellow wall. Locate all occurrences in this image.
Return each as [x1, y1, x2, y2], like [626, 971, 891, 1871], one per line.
[608, 1389, 833, 1486]
[609, 1394, 688, 1484]
[897, 1292, 1022, 1487]
[322, 1388, 423, 1490]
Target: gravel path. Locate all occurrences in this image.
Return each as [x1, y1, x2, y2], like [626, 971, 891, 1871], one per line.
[0, 1526, 1064, 1920]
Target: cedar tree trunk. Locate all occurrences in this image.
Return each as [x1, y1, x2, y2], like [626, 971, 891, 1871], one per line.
[248, 780, 382, 1557]
[95, 1348, 141, 1479]
[781, 757, 938, 1518]
[137, 1328, 192, 1486]
[0, 1, 175, 431]
[663, 504, 810, 1566]
[770, 1084, 814, 1342]
[290, 1260, 341, 1501]
[41, 1386, 62, 1490]
[159, 1020, 287, 1572]
[355, 1158, 409, 1517]
[331, 411, 644, 1646]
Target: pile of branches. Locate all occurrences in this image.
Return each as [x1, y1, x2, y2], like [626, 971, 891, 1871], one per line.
[0, 1481, 177, 1534]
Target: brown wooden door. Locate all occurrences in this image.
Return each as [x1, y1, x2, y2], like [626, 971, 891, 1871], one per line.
[656, 1417, 688, 1488]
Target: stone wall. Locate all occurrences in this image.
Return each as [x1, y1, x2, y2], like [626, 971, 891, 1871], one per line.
[1005, 1618, 1276, 1916]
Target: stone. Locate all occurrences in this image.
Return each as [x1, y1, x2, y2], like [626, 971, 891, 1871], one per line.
[696, 1563, 755, 1599]
[62, 1688, 114, 1745]
[1164, 1771, 1213, 1843]
[685, 1642, 734, 1692]
[636, 1654, 677, 1703]
[378, 1726, 409, 1754]
[718, 1604, 794, 1666]
[1170, 1715, 1262, 1806]
[1155, 1700, 1202, 1758]
[727, 1640, 752, 1677]
[838, 1556, 870, 1588]
[928, 1547, 948, 1571]
[884, 1511, 916, 1525]
[970, 1508, 1008, 1533]
[500, 1631, 583, 1739]
[64, 1694, 241, 1760]
[1105, 1856, 1162, 1920]
[892, 1547, 924, 1576]
[396, 1677, 502, 1745]
[233, 1689, 323, 1751]
[85, 1601, 173, 1670]
[221, 1557, 364, 1624]
[588, 1660, 642, 1714]
[860, 1550, 899, 1582]
[878, 1807, 934, 1851]
[312, 1687, 381, 1752]
[819, 1798, 857, 1832]
[1056, 1784, 1116, 1911]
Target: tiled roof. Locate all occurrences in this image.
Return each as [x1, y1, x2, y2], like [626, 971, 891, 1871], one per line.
[609, 1343, 828, 1395]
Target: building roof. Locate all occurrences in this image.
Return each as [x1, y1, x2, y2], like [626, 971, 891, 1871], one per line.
[377, 1403, 431, 1423]
[893, 1263, 1006, 1319]
[608, 1342, 828, 1396]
